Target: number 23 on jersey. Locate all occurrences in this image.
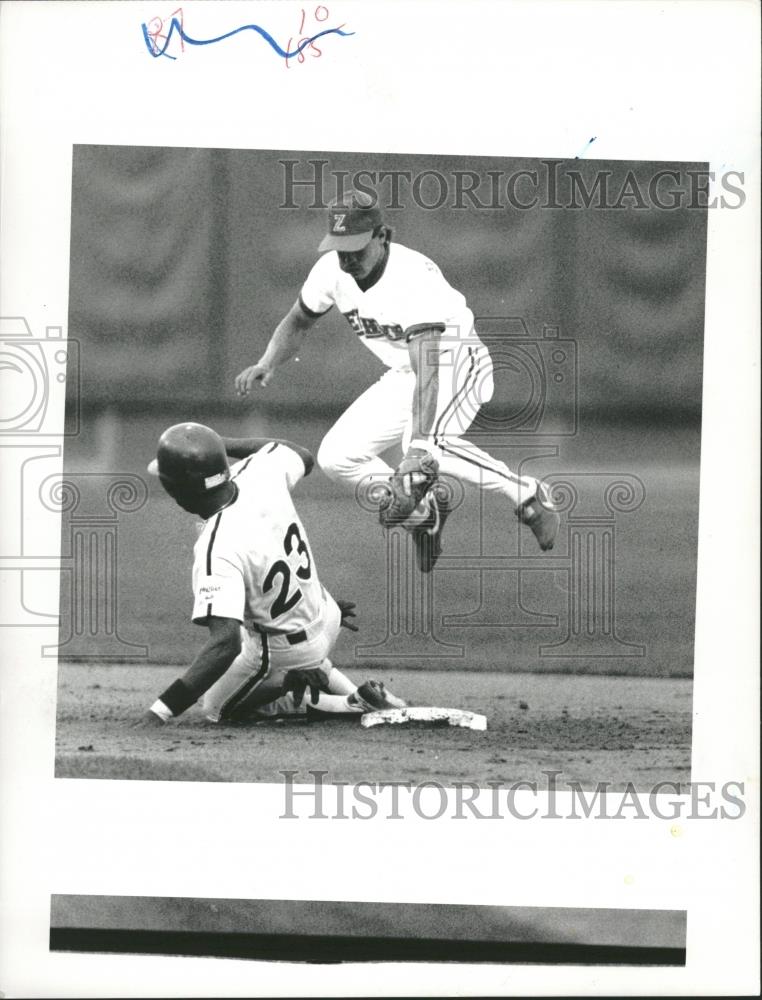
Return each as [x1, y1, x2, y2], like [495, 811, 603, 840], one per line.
[263, 522, 312, 619]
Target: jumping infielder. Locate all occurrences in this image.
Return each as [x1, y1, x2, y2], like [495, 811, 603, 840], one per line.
[134, 422, 406, 727]
[236, 189, 559, 569]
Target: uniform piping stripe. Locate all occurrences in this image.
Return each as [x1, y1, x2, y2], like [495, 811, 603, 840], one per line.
[432, 347, 478, 447]
[205, 511, 223, 575]
[231, 455, 254, 481]
[219, 631, 270, 719]
[439, 440, 531, 487]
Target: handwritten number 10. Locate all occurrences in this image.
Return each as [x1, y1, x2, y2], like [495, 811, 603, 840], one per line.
[298, 5, 329, 32]
[287, 4, 330, 67]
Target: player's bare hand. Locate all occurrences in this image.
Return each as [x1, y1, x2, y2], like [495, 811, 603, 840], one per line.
[130, 710, 167, 730]
[281, 665, 331, 708]
[337, 599, 359, 632]
[235, 363, 273, 397]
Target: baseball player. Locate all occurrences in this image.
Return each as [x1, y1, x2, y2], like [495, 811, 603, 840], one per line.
[133, 422, 406, 727]
[235, 188, 559, 571]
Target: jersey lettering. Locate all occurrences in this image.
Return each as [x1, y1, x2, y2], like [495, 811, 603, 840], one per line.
[284, 522, 312, 581]
[263, 559, 302, 618]
[343, 309, 404, 341]
[262, 522, 314, 620]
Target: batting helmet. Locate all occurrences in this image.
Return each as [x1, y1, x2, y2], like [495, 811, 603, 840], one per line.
[147, 422, 230, 496]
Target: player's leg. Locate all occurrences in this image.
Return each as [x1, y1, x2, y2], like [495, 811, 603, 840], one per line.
[225, 657, 406, 719]
[316, 368, 414, 489]
[248, 671, 406, 718]
[214, 595, 405, 720]
[407, 338, 559, 551]
[233, 651, 359, 719]
[199, 588, 345, 721]
[245, 672, 355, 718]
[420, 340, 539, 507]
[207, 599, 345, 721]
[323, 661, 357, 695]
[201, 626, 271, 722]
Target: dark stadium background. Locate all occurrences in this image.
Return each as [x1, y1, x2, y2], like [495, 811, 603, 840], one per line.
[60, 146, 705, 677]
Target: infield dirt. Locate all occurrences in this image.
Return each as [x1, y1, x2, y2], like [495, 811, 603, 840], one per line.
[56, 665, 691, 789]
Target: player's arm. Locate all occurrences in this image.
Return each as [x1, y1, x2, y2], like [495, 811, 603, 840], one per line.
[134, 616, 241, 727]
[406, 324, 446, 449]
[235, 299, 320, 396]
[379, 325, 446, 526]
[222, 437, 314, 475]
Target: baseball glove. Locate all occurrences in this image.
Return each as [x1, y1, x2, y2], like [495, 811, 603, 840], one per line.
[379, 447, 439, 527]
[281, 665, 331, 707]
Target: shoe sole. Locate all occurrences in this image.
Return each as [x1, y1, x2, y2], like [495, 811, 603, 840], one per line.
[518, 487, 560, 551]
[533, 510, 560, 550]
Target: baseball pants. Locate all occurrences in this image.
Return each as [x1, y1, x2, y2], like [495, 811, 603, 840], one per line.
[316, 336, 539, 508]
[202, 592, 343, 722]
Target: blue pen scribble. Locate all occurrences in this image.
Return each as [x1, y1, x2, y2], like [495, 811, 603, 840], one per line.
[141, 16, 354, 61]
[574, 136, 598, 160]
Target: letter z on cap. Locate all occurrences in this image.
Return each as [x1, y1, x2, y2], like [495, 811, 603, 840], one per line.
[319, 190, 383, 253]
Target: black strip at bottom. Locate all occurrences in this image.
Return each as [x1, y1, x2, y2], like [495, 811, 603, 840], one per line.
[50, 929, 686, 966]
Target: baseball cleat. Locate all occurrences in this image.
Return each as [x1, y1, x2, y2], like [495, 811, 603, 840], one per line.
[349, 680, 408, 712]
[411, 486, 451, 573]
[517, 481, 560, 551]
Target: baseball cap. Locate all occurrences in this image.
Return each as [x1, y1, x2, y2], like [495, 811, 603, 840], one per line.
[318, 189, 383, 253]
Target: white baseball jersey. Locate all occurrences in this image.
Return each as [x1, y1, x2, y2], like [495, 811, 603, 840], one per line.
[191, 445, 323, 635]
[299, 242, 476, 370]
